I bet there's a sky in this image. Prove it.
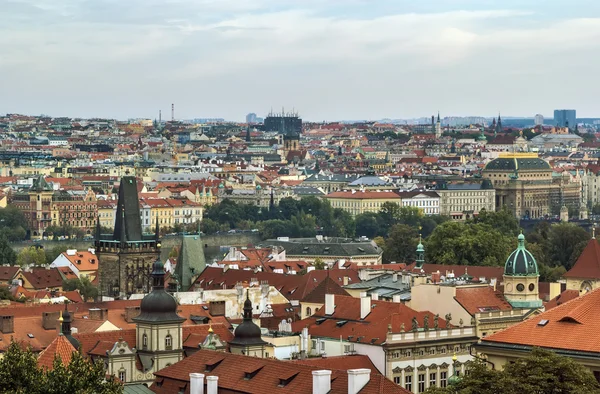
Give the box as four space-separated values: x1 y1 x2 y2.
1 0 600 121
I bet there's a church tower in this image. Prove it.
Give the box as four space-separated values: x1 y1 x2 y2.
415 235 425 269
133 259 186 372
229 290 267 357
503 234 542 308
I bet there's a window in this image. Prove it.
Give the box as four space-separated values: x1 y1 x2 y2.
440 371 447 388
165 334 173 350
393 376 401 385
142 333 148 350
306 307 312 316
320 341 325 351
418 373 425 393
404 375 412 391
118 370 126 383
344 344 351 353
429 372 436 387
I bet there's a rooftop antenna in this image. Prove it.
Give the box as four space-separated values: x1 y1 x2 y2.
171 103 175 121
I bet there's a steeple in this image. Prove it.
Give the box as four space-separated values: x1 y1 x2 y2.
437 111 441 123
416 234 425 269
119 208 127 247
62 303 72 336
496 113 502 135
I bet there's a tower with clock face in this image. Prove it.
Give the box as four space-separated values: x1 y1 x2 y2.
503 233 542 308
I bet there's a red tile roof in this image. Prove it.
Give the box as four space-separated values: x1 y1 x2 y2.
151 349 409 394
326 191 401 200
406 263 504 283
37 335 76 370
563 238 600 279
301 276 350 304
290 354 378 373
481 287 600 354
19 268 63 289
292 295 449 346
193 268 359 301
454 287 512 315
0 266 20 281
544 289 580 311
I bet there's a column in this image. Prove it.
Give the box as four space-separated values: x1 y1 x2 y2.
425 366 430 389
436 366 441 388
401 370 405 388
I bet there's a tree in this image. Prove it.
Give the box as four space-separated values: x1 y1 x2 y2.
547 223 590 269
383 224 419 264
472 207 520 237
0 340 123 394
426 348 600 394
354 212 383 238
63 277 99 302
200 218 220 235
312 258 327 270
16 246 46 267
0 236 16 266
425 222 513 266
0 287 14 301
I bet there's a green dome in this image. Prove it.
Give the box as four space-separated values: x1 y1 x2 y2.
504 233 538 276
218 183 224 189
416 242 424 253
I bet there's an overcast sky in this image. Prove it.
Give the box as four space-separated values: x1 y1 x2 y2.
2 0 599 121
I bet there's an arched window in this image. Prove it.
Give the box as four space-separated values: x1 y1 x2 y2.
306 307 312 316
142 333 148 350
165 334 173 350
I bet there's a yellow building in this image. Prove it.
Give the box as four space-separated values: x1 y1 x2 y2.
97 200 117 229
324 190 401 217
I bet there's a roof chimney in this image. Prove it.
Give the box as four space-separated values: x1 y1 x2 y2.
360 295 371 319
348 369 371 394
312 370 331 394
190 373 205 394
325 294 335 315
207 376 218 394
392 273 398 282
371 293 379 301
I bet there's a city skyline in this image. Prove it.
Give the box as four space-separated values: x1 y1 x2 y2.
2 0 600 120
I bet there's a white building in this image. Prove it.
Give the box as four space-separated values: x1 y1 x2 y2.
534 114 544 126
398 191 440 215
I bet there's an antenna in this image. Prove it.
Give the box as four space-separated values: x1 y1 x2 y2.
159 110 161 123
171 103 175 121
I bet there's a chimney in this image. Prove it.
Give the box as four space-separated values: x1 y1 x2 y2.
348 369 371 394
124 306 141 323
392 273 398 283
392 295 401 303
312 370 331 394
0 315 14 334
209 301 226 316
206 376 218 394
42 311 60 330
371 293 378 301
325 294 335 315
343 276 349 286
360 296 371 319
88 308 108 321
189 373 205 394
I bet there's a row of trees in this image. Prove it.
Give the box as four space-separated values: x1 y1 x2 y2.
0 340 122 394
0 242 76 267
0 206 28 241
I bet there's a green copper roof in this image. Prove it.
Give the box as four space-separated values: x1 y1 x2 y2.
174 234 206 291
504 234 538 276
30 175 52 192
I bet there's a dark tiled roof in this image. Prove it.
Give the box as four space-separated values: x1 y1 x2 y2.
484 157 551 171
262 239 382 258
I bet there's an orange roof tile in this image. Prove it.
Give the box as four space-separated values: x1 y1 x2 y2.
544 289 579 311
481 287 600 354
563 238 600 279
37 335 76 370
454 287 512 315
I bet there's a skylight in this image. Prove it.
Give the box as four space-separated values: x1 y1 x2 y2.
537 319 549 327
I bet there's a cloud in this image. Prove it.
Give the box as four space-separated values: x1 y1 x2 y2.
0 1 599 119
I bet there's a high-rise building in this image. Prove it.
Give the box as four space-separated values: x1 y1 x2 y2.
246 113 258 124
534 114 544 126
553 109 576 128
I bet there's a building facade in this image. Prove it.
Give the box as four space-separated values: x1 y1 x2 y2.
554 109 576 128
324 190 401 217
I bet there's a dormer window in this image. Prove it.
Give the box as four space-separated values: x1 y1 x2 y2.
142 333 148 350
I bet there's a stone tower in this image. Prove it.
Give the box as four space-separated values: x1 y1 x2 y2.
503 233 542 309
96 176 161 298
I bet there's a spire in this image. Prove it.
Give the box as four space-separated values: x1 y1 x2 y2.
243 289 253 320
62 303 72 336
437 111 440 123
151 258 166 290
58 310 63 335
416 234 425 269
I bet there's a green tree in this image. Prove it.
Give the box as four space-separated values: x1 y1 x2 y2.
16 246 46 267
62 277 99 302
547 223 590 269
426 348 600 394
0 340 42 393
383 224 419 263
472 207 520 236
200 218 220 235
0 206 28 241
0 236 16 266
355 212 383 238
312 258 327 270
0 287 14 301
425 222 513 266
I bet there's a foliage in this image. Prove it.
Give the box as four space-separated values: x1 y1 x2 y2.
0 206 28 241
354 212 383 238
62 276 99 302
0 340 123 394
16 246 46 267
471 207 520 237
45 225 86 240
312 258 326 270
426 348 600 394
526 222 591 271
383 224 419 263
0 286 14 301
425 221 514 266
0 236 17 266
